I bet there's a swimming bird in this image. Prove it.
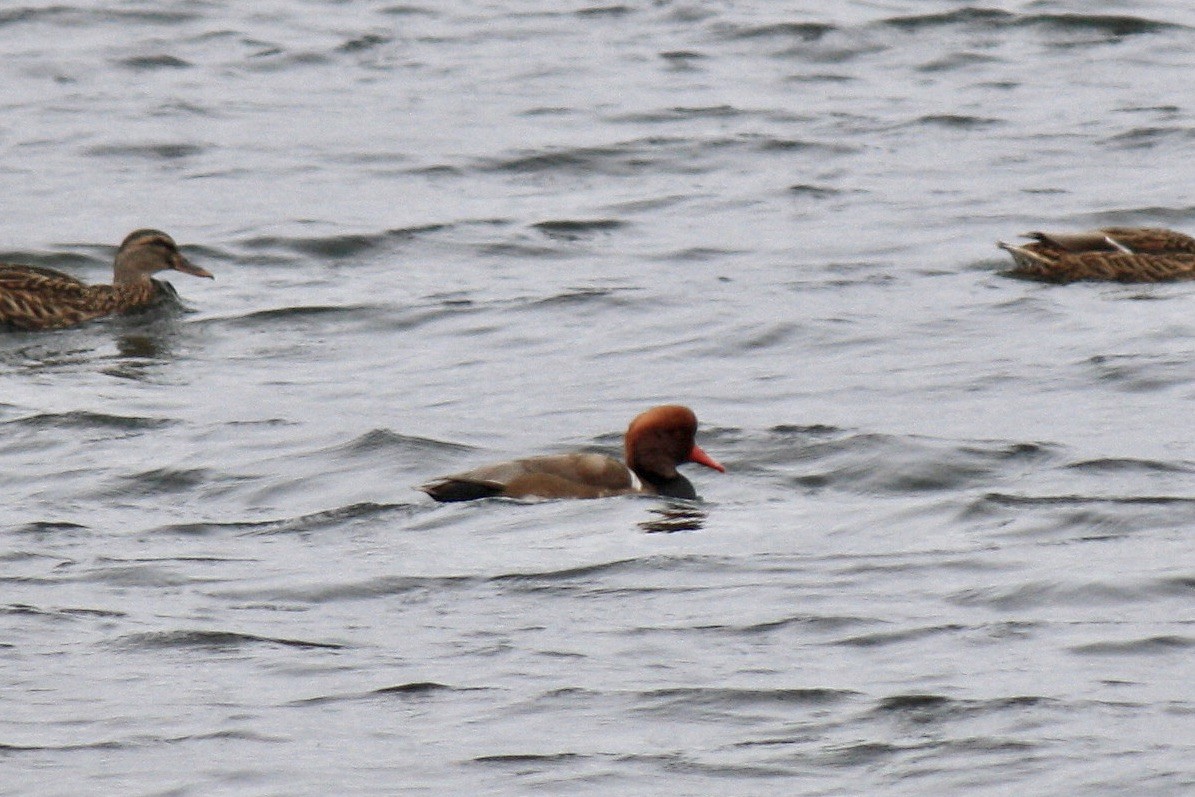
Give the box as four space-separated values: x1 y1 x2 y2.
419 405 725 502
998 227 1195 283
0 229 214 330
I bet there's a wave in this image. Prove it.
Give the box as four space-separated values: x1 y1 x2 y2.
981 493 1195 507
0 602 125 619
638 686 856 708
212 573 478 603
881 9 1182 37
869 692 1053 719
528 287 639 309
1 411 174 431
84 143 205 160
113 629 345 651
117 466 214 495
0 728 285 755
949 579 1152 610
708 8 1184 70
154 501 411 536
531 218 627 240
212 555 734 604
472 752 585 765
10 520 90 534
215 304 382 327
336 33 391 53
716 21 837 42
479 134 850 177
291 681 460 706
117 54 191 71
1107 126 1195 150
739 426 1055 496
834 624 965 648
1071 635 1194 655
238 223 450 259
0 7 201 28
967 492 1195 542
335 429 478 457
1064 457 1195 475
912 114 1002 130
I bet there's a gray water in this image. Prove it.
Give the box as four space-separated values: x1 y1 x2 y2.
2 2 1193 795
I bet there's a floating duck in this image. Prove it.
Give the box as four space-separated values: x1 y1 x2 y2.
420 405 725 502
998 227 1195 283
0 229 214 330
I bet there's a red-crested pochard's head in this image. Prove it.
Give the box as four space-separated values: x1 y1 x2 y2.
624 405 725 485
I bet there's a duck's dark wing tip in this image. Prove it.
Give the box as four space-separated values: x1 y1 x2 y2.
418 478 505 503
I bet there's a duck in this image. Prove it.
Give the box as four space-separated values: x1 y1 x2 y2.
998 227 1195 283
0 229 214 330
419 404 725 502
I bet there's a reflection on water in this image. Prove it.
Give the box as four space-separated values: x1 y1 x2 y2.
115 332 166 360
105 312 189 380
639 502 708 533
0 302 188 379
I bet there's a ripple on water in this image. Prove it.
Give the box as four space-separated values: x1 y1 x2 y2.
1070 636 1195 656
84 143 206 160
3 2 1194 794
736 425 1055 496
970 493 1195 541
879 8 1182 38
117 54 192 71
151 501 413 537
290 681 462 706
636 686 857 711
237 224 450 259
530 218 627 240
212 572 479 604
2 411 175 432
112 629 345 651
477 134 829 177
948 579 1151 611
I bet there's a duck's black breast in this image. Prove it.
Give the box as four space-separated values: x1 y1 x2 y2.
649 473 698 500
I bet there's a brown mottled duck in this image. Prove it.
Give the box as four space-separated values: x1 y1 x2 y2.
0 229 213 331
998 227 1195 283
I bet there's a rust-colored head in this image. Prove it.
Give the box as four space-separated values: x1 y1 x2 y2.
113 229 214 285
624 405 725 488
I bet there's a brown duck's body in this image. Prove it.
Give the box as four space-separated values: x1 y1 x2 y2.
0 268 167 330
0 229 213 331
419 405 725 502
423 452 646 501
998 227 1195 283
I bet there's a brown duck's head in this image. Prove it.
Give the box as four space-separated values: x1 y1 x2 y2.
624 405 725 488
113 229 214 285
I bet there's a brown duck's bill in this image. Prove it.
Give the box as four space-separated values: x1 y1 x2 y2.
173 256 215 279
689 444 725 472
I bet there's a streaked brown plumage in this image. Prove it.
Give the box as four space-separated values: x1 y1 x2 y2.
419 405 725 502
998 227 1195 283
0 229 214 331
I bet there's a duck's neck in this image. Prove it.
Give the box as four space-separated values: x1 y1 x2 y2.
112 269 155 287
636 469 697 500
90 279 162 312
112 245 164 285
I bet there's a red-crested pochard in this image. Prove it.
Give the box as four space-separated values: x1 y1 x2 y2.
419 405 725 502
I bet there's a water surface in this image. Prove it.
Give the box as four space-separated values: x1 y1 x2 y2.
1 2 1193 795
